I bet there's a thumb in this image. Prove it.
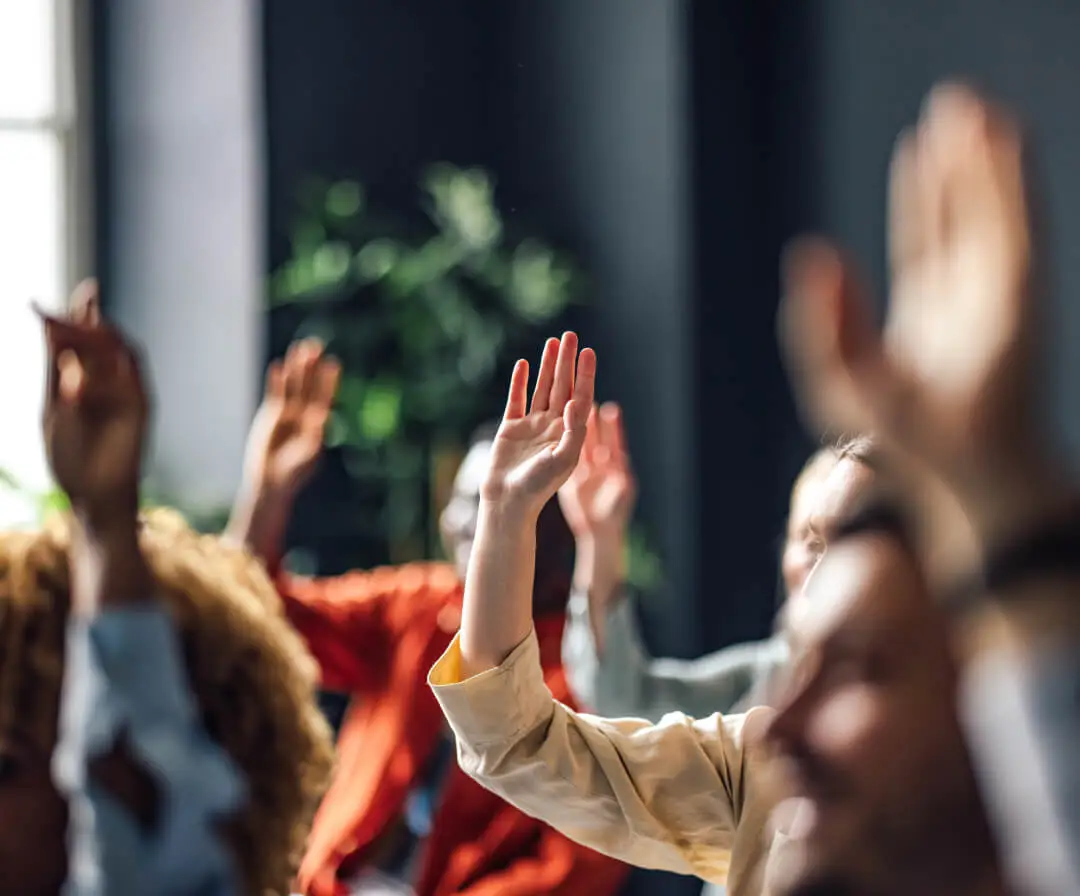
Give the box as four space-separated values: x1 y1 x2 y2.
552 398 589 465
779 238 889 439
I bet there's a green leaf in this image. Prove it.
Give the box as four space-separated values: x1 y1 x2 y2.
292 221 327 256
326 181 364 218
507 241 575 322
0 467 20 491
355 240 399 282
40 488 71 520
359 383 402 442
625 526 664 592
311 242 352 287
324 410 350 448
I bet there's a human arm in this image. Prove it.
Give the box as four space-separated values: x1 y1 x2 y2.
555 401 785 718
223 340 402 693
41 289 243 895
224 338 340 572
563 586 787 719
433 334 769 885
432 629 758 884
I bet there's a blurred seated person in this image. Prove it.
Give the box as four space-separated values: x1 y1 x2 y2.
226 342 629 896
428 332 1005 896
2 289 332 895
779 84 1080 895
561 408 871 720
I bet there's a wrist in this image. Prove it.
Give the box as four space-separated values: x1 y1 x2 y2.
69 514 153 616
952 452 1076 555
477 492 544 529
572 530 626 594
226 481 295 561
73 491 140 545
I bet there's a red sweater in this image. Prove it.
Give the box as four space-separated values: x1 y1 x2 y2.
279 562 629 896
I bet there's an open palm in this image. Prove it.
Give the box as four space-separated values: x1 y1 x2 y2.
782 85 1036 487
245 339 341 495
40 283 149 512
559 402 636 538
484 332 596 514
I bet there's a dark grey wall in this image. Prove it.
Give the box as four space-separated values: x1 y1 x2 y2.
496 0 697 656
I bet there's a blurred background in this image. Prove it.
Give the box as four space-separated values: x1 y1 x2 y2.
4 2 1080 893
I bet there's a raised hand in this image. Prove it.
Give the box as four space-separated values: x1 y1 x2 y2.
559 403 637 540
242 339 341 498
457 332 596 674
39 281 149 524
780 84 1058 546
483 332 596 515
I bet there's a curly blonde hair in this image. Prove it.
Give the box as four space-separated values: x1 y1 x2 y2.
0 508 334 895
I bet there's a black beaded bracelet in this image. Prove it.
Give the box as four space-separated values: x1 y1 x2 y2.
943 502 1080 615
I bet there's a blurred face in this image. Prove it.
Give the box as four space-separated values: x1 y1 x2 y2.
764 534 997 896
439 440 491 580
781 453 873 599
440 440 573 607
0 724 68 895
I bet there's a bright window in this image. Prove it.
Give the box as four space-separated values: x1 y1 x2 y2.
0 0 77 525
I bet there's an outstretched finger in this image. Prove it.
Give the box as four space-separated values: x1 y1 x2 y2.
570 345 595 414
888 131 922 277
529 338 560 412
69 279 101 326
598 402 628 466
504 359 530 420
549 332 579 411
264 360 285 400
314 357 342 410
581 404 600 464
282 343 305 401
779 238 881 438
297 338 324 402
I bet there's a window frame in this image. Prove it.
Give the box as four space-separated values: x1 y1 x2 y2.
0 0 91 522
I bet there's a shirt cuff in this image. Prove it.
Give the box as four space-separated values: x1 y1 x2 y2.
429 628 554 748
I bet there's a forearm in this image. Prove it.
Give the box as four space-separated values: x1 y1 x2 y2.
69 510 154 617
224 484 292 569
459 501 538 677
572 532 624 654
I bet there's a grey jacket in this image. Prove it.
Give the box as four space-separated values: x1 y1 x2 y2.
961 643 1080 896
561 590 789 722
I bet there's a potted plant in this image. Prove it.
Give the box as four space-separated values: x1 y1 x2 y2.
271 164 582 563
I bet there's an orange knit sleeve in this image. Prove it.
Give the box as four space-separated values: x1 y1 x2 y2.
452 822 628 896
277 563 459 694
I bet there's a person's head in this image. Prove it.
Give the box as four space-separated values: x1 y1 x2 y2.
780 436 877 599
0 509 334 895
439 422 574 614
764 503 999 896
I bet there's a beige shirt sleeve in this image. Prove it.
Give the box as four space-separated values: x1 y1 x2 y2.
429 627 773 886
